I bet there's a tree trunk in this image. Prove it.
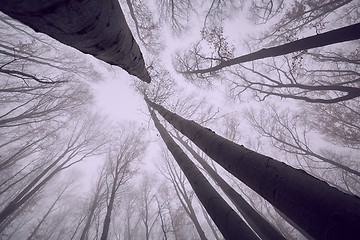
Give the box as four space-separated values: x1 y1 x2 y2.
0 150 68 226
165 158 208 240
27 192 62 240
173 132 286 240
0 0 151 83
100 173 118 240
146 102 258 240
80 196 101 240
179 23 360 75
146 97 360 240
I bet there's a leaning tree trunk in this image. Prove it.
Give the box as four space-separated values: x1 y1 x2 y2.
145 97 360 240
146 103 258 240
0 0 151 83
172 132 286 240
179 23 360 75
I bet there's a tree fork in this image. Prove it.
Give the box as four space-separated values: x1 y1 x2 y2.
146 102 259 240
0 0 151 83
146 97 360 240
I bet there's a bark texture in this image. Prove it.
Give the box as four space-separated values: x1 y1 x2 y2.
146 98 360 240
0 0 151 83
146 102 258 240
173 133 286 240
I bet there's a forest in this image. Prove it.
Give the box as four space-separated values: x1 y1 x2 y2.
0 0 359 239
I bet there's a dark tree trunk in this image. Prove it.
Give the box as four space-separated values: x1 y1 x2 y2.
179 23 360 75
146 102 258 240
0 0 151 83
173 132 286 240
146 97 360 240
100 173 118 240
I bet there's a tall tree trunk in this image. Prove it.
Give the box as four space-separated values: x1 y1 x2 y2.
80 175 104 240
0 150 68 226
165 157 208 240
27 190 63 240
146 103 258 240
179 23 360 75
100 173 118 240
172 132 286 240
199 204 221 240
0 0 151 83
146 97 360 240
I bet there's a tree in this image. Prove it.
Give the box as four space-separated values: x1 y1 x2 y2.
138 174 161 240
157 0 194 34
0 114 109 230
250 0 357 43
159 151 208 240
79 169 107 240
176 23 360 77
27 177 76 240
306 99 360 150
146 100 259 240
0 0 151 82
171 131 286 240
100 127 146 240
245 104 360 179
146 97 360 240
123 0 163 54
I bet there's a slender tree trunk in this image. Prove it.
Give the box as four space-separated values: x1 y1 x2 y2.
0 154 64 226
0 0 151 83
173 132 286 240
27 193 61 240
80 174 104 240
146 97 360 240
80 198 101 240
166 162 207 240
179 23 360 75
179 192 207 240
146 103 258 240
100 173 118 240
199 204 221 240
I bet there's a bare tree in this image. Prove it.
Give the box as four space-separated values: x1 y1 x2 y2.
100 127 146 240
171 131 286 240
123 0 163 54
246 104 360 177
27 177 77 240
146 96 360 240
79 169 107 240
202 0 243 29
157 0 194 34
0 114 109 230
146 99 259 240
159 151 208 240
251 0 358 44
0 0 150 82
138 174 161 240
306 99 360 149
176 23 360 78
245 103 360 195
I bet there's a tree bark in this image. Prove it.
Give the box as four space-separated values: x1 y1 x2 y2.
146 97 360 240
146 102 258 240
0 0 151 83
179 23 360 75
173 132 286 240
